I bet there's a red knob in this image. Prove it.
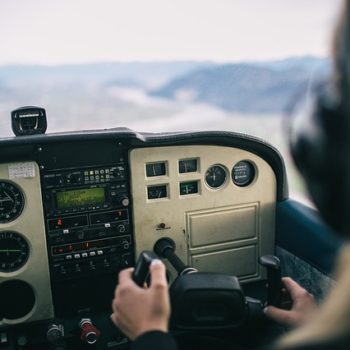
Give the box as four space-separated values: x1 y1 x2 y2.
79 318 100 345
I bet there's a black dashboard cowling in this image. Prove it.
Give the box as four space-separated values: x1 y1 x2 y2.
170 272 248 330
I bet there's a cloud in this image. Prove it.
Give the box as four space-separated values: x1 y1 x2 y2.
0 0 342 64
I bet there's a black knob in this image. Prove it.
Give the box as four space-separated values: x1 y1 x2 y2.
154 238 197 275
47 324 64 344
132 251 159 287
258 255 283 307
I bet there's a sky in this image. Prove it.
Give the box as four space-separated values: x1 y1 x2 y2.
0 0 343 65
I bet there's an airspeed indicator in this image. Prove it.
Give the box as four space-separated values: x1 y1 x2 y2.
0 181 25 223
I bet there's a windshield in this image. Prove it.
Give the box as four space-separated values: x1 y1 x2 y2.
0 0 342 201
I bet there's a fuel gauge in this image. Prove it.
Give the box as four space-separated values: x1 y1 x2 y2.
146 162 166 177
147 185 168 200
179 159 198 173
179 181 199 196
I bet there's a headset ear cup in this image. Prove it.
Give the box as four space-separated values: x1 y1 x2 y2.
289 82 348 233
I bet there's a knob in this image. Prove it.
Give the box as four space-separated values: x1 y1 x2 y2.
258 255 283 307
66 173 81 184
16 334 28 347
79 318 100 345
154 238 196 275
117 193 129 207
122 240 130 250
47 323 64 344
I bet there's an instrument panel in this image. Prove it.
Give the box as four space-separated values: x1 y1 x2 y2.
130 145 276 282
0 129 285 349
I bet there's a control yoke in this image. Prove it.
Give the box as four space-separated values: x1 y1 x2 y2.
132 238 283 330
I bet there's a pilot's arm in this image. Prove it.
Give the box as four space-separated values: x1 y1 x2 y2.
111 260 177 350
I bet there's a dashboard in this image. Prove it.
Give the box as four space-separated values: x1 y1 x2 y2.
0 128 287 349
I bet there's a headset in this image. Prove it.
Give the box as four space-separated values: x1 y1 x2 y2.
288 71 350 235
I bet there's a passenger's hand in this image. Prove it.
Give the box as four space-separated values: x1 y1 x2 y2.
264 277 316 327
111 260 170 341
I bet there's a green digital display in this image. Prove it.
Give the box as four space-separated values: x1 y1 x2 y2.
56 187 105 209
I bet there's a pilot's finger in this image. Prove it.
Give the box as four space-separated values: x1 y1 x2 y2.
264 306 295 325
282 277 308 299
149 259 168 293
118 268 135 287
110 312 117 326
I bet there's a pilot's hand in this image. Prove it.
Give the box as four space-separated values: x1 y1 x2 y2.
264 277 316 327
111 259 170 341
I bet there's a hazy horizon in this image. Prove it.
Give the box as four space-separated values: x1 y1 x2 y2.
0 55 327 68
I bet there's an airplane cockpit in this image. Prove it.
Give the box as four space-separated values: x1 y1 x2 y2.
0 106 343 349
0 1 345 348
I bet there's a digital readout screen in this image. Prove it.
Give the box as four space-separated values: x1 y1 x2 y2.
56 187 105 209
48 215 88 230
51 237 128 255
90 210 128 225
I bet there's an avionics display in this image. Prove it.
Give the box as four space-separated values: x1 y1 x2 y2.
56 187 105 209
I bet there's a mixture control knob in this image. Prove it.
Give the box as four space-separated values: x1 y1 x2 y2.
79 318 100 345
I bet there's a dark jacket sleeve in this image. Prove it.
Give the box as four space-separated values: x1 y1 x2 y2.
131 331 178 350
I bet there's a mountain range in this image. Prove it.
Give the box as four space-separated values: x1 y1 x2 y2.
0 57 329 116
151 57 330 113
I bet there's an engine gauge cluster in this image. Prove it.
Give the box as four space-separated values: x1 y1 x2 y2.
0 181 25 223
143 156 256 200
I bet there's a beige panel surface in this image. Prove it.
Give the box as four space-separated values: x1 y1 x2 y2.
188 204 257 247
191 245 257 278
130 145 277 283
0 162 54 326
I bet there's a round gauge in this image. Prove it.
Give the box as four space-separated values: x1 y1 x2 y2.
232 161 255 187
0 231 29 272
0 181 25 223
205 165 227 189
